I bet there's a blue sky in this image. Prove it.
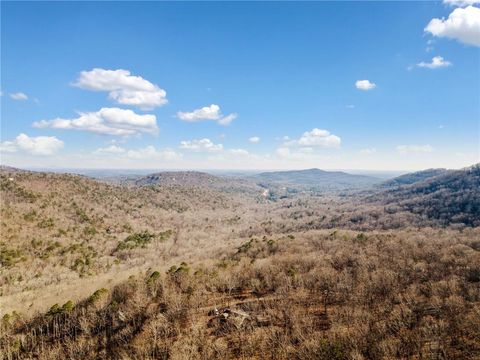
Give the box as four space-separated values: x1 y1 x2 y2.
1 1 479 171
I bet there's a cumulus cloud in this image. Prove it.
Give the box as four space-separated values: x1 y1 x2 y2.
33 107 158 137
425 6 480 47
177 104 237 126
417 56 452 69
443 0 480 7
396 144 434 154
179 138 223 152
355 80 376 90
74 68 167 110
10 92 28 101
249 136 260 144
289 128 341 148
0 133 64 156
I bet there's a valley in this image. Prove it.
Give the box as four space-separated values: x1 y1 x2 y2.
0 165 479 359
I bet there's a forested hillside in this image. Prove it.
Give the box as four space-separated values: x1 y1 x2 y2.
377 164 480 227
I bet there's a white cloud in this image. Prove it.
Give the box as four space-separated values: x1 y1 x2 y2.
176 104 237 126
33 107 158 137
360 148 377 155
0 133 64 156
179 138 223 152
355 80 376 91
443 0 480 7
417 56 453 69
94 145 126 154
396 144 434 154
74 68 167 110
10 92 28 101
293 128 341 148
93 145 180 160
217 113 238 126
425 6 480 47
228 148 250 156
249 136 260 144
125 146 181 160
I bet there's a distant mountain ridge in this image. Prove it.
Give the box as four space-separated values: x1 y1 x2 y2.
377 164 480 226
135 171 222 187
381 168 451 188
253 168 382 190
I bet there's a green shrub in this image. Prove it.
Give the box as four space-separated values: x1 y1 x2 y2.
0 247 26 267
115 230 170 251
61 300 75 312
167 262 190 276
47 301 75 315
47 304 61 315
88 288 108 304
148 271 161 283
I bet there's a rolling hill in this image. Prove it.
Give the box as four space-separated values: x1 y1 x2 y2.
380 168 451 188
376 164 480 226
1 165 479 359
253 168 382 191
133 171 260 195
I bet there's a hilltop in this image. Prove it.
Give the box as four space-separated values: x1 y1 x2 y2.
133 171 262 196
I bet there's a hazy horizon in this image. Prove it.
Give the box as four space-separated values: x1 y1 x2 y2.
5 162 472 180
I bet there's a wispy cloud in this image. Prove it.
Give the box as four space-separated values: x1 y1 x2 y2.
10 92 28 101
443 0 480 7
417 56 452 69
